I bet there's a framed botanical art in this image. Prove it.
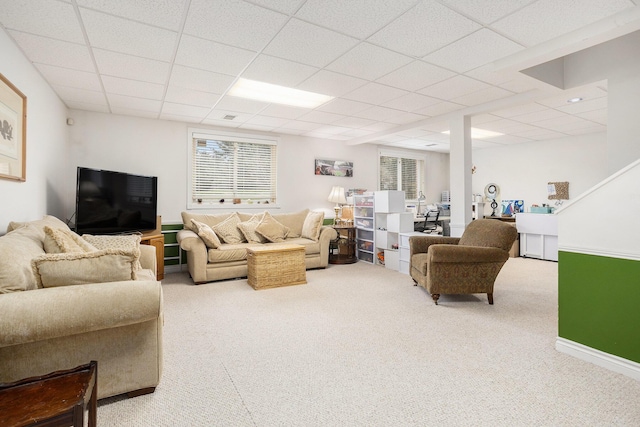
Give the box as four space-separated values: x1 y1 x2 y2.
0 73 27 182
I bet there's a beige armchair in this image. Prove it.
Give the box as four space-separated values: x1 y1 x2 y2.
409 219 517 305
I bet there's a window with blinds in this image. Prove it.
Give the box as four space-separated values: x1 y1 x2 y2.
189 130 277 207
379 154 422 200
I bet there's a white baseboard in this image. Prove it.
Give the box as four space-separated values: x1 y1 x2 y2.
556 337 640 381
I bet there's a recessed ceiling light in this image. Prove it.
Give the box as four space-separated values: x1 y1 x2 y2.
228 78 333 108
442 128 504 139
567 97 583 103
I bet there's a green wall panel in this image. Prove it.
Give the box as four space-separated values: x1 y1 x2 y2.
558 251 640 363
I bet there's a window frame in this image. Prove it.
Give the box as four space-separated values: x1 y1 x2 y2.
187 128 279 210
378 148 424 202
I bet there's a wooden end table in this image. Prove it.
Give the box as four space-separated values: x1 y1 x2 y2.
0 361 98 427
329 226 357 264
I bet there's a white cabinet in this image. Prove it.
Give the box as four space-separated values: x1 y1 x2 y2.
399 231 424 275
516 213 558 261
374 191 412 271
354 194 375 263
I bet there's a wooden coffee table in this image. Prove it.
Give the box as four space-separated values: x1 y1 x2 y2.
0 361 97 427
246 244 306 290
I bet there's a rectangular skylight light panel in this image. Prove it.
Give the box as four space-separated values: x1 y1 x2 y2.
228 78 333 109
442 127 504 139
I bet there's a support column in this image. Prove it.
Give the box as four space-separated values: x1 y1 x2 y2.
449 115 472 237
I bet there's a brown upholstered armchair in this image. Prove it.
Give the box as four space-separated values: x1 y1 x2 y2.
409 219 517 305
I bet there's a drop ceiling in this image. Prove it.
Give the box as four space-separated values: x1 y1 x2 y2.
1 0 638 152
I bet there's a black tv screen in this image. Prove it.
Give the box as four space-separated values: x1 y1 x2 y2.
75 167 158 235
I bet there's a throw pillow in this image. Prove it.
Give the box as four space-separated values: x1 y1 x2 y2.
237 213 268 244
301 211 325 241
212 212 245 244
43 226 97 254
191 219 222 248
82 234 142 270
255 212 290 243
272 209 309 238
0 225 45 293
31 249 137 288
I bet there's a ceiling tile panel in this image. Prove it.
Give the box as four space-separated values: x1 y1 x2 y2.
184 0 288 51
215 96 269 114
66 101 110 113
413 101 465 117
175 35 256 76
35 64 101 92
277 120 322 131
326 43 413 81
107 94 162 112
9 31 95 72
93 49 171 84
165 86 222 107
259 104 308 120
556 97 608 114
1 0 85 43
244 115 291 127
161 102 210 118
263 19 359 68
79 9 178 61
296 70 368 97
168 65 235 93
77 0 187 31
297 110 346 124
537 85 608 108
316 98 373 116
450 86 513 106
205 110 254 123
491 0 633 46
492 102 548 118
249 0 306 14
295 0 417 39
510 108 568 124
576 109 607 125
564 124 607 135
376 60 456 92
332 116 377 129
440 0 534 25
343 82 408 105
382 93 440 112
110 107 158 119
418 75 490 100
102 76 165 100
386 112 428 125
423 29 524 73
368 0 481 57
241 55 319 87
52 85 106 105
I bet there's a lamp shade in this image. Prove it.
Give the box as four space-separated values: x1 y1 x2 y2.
327 186 347 204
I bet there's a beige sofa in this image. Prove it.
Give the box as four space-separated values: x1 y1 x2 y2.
0 216 163 399
178 209 337 284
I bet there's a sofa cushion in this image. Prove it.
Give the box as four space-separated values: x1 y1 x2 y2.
0 225 46 293
191 219 222 248
207 243 255 263
31 249 138 288
44 226 97 253
237 213 268 244
6 215 70 251
271 209 308 238
181 211 233 232
301 211 324 241
212 212 246 244
281 238 320 255
82 234 142 270
256 212 290 243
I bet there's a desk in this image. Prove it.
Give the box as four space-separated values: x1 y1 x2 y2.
0 361 97 427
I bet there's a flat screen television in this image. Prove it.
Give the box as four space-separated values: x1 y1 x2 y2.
75 167 158 235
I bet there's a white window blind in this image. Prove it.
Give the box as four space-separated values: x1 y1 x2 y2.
379 154 421 200
190 130 277 206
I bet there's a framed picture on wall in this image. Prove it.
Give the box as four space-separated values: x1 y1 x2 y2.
314 159 353 177
0 73 27 182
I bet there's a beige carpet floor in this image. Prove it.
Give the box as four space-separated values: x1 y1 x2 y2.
98 258 640 426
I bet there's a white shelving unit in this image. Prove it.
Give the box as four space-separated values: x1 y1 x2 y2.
374 191 412 271
399 231 424 275
354 194 375 263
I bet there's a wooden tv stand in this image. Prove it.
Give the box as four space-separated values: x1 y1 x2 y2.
141 216 164 280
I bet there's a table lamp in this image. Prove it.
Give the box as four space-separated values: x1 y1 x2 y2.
327 186 347 225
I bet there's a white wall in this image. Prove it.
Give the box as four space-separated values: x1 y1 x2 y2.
472 132 608 216
67 110 383 224
67 110 450 225
0 28 69 232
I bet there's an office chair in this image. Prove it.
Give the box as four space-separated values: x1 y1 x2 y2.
415 209 439 233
